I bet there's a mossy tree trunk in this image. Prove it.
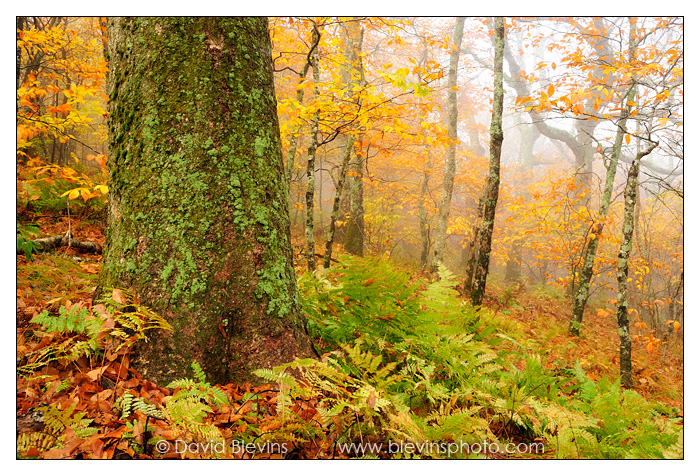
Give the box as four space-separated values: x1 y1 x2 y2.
469 17 505 306
568 92 630 335
99 17 316 386
431 17 465 274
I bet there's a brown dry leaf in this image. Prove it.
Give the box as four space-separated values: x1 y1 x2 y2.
93 303 111 320
93 411 117 426
112 289 127 305
90 388 114 403
367 391 376 409
87 365 108 381
92 437 106 459
115 359 130 379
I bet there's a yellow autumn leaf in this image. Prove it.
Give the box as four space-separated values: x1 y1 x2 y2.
66 189 80 201
547 83 555 97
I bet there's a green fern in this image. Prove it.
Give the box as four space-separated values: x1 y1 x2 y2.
47 403 99 439
20 291 173 376
294 255 682 459
163 361 229 451
31 304 97 336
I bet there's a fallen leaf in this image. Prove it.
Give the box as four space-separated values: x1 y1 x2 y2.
112 289 127 305
87 365 108 381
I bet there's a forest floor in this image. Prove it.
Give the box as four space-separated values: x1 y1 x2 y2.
16 211 683 459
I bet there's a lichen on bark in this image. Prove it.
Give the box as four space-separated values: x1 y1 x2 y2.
98 17 316 385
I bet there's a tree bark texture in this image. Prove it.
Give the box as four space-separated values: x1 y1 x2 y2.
418 168 431 272
463 196 484 295
342 22 367 258
304 23 322 274
569 25 639 336
324 20 364 268
284 59 310 190
99 17 316 385
344 141 365 257
616 141 656 387
569 91 632 335
323 136 352 268
431 17 465 274
470 17 505 306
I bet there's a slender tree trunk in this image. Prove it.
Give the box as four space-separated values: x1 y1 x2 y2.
343 22 367 258
98 17 316 385
470 17 505 306
324 19 364 268
504 242 522 283
305 23 321 274
323 135 353 268
416 38 433 273
285 60 311 189
569 122 629 334
463 197 484 295
431 17 465 274
505 117 538 283
616 141 657 387
418 168 431 271
569 27 640 336
344 138 365 256
17 17 24 91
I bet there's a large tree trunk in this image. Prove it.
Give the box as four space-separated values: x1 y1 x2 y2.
431 17 465 274
98 17 316 385
470 17 505 306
